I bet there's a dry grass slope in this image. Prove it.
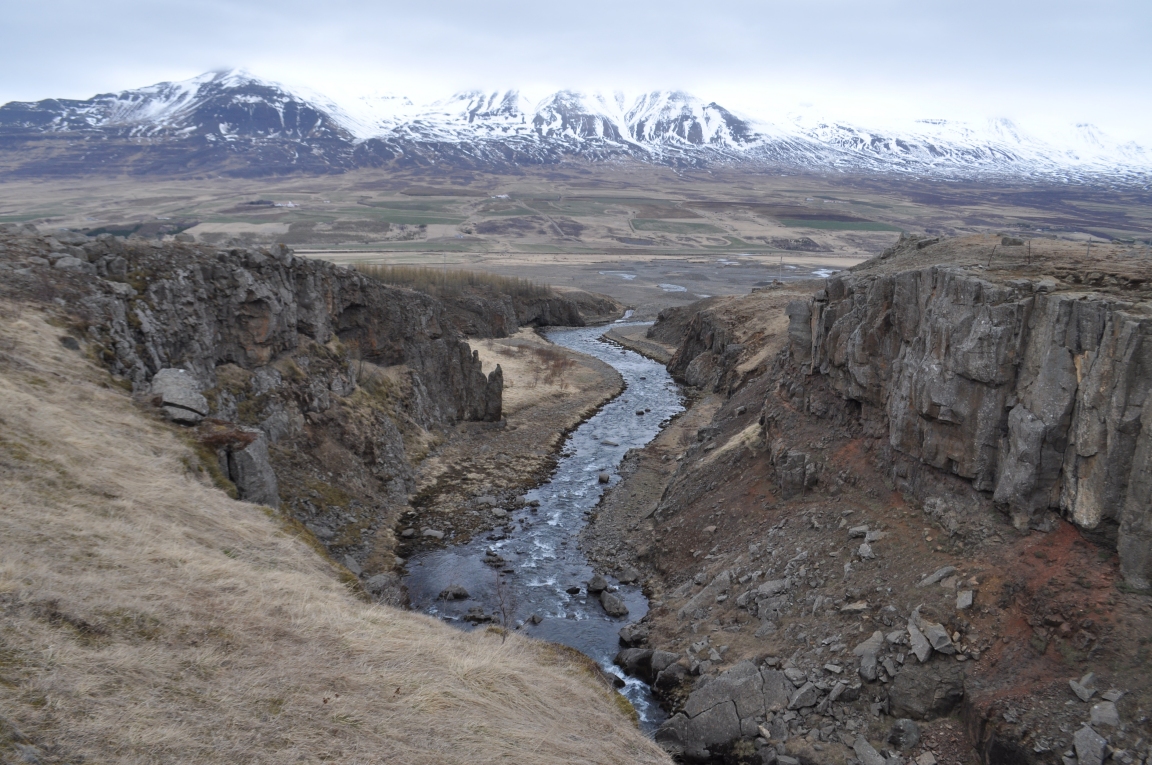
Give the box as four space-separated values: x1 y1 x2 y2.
0 304 671 765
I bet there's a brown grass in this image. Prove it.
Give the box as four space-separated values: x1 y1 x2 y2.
0 304 671 765
356 264 552 299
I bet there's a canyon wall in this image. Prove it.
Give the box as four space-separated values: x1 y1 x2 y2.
788 266 1152 588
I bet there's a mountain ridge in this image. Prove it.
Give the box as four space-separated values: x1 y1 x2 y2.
1 69 1148 183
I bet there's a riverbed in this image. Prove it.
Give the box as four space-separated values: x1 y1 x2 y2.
402 323 684 730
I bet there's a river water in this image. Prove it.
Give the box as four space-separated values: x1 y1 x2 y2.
402 323 684 731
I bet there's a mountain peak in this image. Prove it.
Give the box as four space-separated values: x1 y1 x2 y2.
0 71 1147 182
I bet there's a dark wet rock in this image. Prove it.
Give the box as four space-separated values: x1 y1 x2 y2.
438 585 469 601
587 573 609 593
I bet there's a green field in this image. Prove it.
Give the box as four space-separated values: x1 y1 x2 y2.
631 219 725 235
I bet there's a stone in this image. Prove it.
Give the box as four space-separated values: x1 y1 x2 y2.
916 753 937 765
758 578 790 596
865 530 888 542
52 255 87 270
400 528 416 538
342 555 362 576
598 471 610 483
917 566 957 588
921 622 956 654
615 648 655 680
889 661 965 720
1102 689 1124 702
438 585 469 600
587 573 609 593
655 713 692 756
619 622 650 647
687 701 742 748
600 591 628 617
854 631 885 657
601 439 619 446
841 600 869 613
490 508 507 518
860 653 879 682
908 622 932 663
365 574 392 594
1074 726 1108 765
956 590 974 610
228 432 279 508
150 368 209 424
1090 701 1120 728
854 735 887 765
888 719 921 751
1070 679 1096 702
784 668 808 686
421 528 444 539
849 525 870 538
859 542 876 559
618 566 641 584
787 681 821 709
58 336 80 351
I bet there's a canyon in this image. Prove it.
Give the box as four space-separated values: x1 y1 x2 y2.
1 222 1150 765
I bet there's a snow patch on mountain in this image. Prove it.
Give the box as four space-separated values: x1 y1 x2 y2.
1 69 1148 184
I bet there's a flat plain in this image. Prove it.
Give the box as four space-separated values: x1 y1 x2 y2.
2 163 1149 315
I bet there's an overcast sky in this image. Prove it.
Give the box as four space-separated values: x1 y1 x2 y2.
2 0 1149 141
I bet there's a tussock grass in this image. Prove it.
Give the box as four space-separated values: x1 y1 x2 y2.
0 305 670 765
356 264 552 299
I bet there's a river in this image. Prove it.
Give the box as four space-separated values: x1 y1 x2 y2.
402 323 684 731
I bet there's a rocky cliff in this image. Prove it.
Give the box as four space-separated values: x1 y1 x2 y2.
788 251 1152 588
580 235 1152 765
0 224 511 600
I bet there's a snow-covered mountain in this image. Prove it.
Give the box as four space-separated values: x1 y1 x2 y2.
0 69 1147 183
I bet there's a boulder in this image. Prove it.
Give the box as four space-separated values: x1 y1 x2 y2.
1074 726 1108 765
227 431 279 508
438 585 469 601
600 591 628 617
587 573 609 593
150 368 209 424
619 622 650 647
889 661 965 720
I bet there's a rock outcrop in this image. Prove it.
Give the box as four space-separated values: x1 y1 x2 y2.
0 226 511 600
788 267 1152 588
